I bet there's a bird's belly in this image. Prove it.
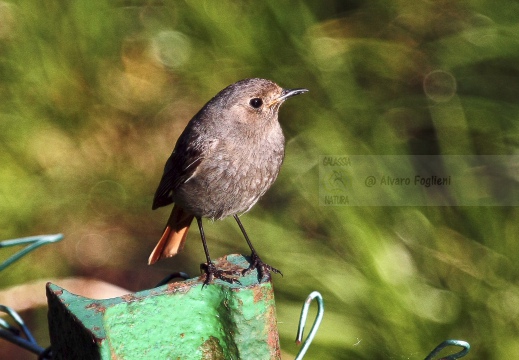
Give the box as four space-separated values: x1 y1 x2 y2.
174 149 283 219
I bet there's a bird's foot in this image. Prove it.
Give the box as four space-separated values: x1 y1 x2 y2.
200 261 240 286
243 252 282 282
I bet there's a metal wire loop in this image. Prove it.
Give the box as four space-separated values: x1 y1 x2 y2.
295 291 324 360
0 234 64 272
424 339 471 360
0 305 51 358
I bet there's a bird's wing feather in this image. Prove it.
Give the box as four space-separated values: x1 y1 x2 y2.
152 141 203 209
152 115 222 210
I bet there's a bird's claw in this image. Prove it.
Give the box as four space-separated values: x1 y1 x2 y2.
243 252 282 281
201 262 240 286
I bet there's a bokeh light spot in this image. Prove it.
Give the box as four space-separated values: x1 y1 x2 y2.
151 30 192 68
75 233 112 268
423 70 457 103
407 284 460 323
374 243 416 285
463 14 497 46
310 37 347 71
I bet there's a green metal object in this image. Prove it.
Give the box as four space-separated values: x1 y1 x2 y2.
47 254 281 360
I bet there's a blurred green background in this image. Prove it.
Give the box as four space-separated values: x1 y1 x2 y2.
1 0 519 359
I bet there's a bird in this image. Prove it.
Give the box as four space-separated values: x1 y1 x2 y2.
148 78 308 284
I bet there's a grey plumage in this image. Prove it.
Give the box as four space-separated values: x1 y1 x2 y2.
149 78 308 283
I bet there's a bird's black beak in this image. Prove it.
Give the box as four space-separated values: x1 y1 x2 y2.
279 88 309 101
269 88 308 106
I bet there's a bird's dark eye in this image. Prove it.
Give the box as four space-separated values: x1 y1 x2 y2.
249 98 263 108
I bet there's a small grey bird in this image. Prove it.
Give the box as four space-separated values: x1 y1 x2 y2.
149 78 308 284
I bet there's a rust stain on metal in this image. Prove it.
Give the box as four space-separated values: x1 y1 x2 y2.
254 284 275 304
253 286 263 303
214 255 243 282
260 283 281 357
200 336 225 360
85 302 107 313
266 298 281 358
121 294 138 302
166 280 191 293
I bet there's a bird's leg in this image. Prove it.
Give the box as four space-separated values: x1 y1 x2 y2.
233 214 282 281
197 217 238 286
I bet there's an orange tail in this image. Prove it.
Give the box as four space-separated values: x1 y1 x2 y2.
148 205 194 265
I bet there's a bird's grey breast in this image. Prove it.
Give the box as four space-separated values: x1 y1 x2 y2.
175 120 284 219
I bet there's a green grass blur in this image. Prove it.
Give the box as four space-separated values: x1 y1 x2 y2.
1 0 519 359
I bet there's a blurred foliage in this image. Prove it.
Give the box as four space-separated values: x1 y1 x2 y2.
1 0 519 359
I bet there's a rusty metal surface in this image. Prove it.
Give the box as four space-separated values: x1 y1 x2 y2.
47 254 281 359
